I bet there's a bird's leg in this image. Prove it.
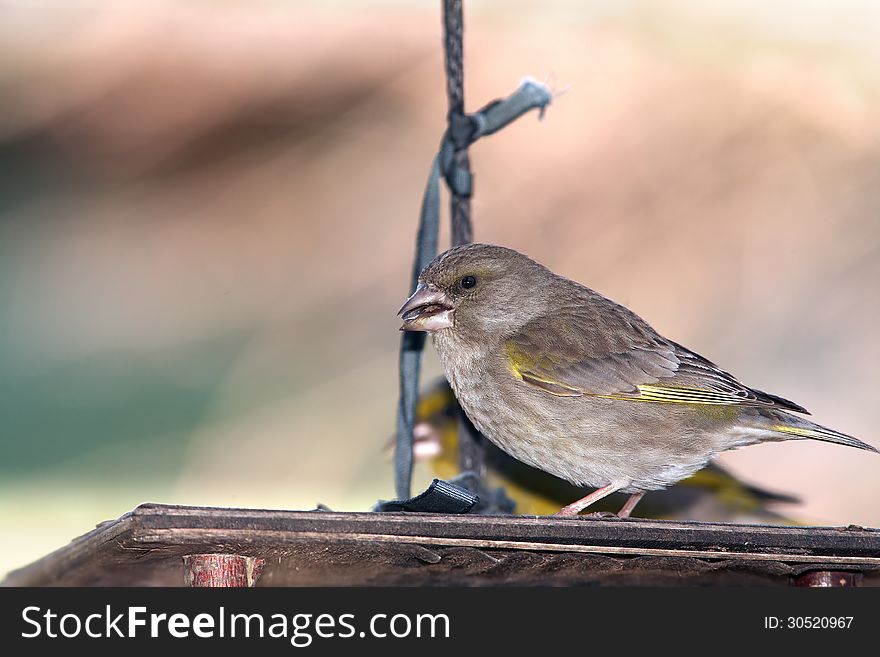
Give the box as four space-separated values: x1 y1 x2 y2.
555 483 621 516
617 492 645 518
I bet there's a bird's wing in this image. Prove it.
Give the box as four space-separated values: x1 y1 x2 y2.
504 296 678 397
505 299 808 413
667 341 808 413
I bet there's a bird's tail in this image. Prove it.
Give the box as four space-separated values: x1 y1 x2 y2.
765 413 877 453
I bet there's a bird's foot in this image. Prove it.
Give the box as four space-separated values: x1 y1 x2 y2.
554 483 621 516
554 491 645 519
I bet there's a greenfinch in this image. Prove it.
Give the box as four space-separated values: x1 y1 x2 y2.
399 244 876 517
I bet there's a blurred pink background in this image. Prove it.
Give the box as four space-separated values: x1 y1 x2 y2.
1 0 879 576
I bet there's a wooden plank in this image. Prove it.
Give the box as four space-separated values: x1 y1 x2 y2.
4 503 880 587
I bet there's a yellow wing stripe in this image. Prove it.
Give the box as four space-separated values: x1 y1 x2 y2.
771 425 824 439
597 385 746 405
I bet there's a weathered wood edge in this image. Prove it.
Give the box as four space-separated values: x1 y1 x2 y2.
5 503 880 586
128 503 880 557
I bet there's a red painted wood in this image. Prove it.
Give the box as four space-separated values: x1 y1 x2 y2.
792 570 862 587
183 554 265 587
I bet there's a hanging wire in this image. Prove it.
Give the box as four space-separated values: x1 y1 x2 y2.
388 0 555 508
443 0 473 247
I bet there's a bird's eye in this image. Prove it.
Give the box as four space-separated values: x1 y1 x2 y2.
460 275 477 289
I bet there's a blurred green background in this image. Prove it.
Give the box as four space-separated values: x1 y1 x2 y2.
2 0 880 578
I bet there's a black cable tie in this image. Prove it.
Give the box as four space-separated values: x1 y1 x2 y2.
374 479 479 514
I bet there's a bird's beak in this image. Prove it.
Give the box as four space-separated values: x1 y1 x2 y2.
398 283 454 332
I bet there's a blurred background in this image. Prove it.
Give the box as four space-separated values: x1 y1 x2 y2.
2 0 880 578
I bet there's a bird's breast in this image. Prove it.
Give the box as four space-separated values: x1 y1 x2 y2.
431 331 552 465
431 332 500 420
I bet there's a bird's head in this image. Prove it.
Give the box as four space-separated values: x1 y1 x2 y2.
398 243 551 337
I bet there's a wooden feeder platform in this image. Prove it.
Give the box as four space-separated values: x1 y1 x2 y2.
4 503 880 587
